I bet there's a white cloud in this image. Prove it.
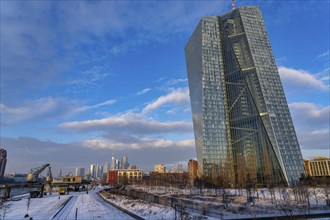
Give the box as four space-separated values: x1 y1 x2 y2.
142 88 190 113
82 137 194 150
289 102 330 129
297 129 330 151
78 100 116 112
136 88 151 96
1 1 229 101
316 50 329 60
165 78 188 86
59 113 192 134
0 98 116 125
278 66 329 91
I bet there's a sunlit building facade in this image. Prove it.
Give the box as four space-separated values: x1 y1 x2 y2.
188 159 198 184
185 6 305 186
154 164 166 173
304 157 330 177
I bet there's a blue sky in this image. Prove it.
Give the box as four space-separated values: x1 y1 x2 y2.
1 0 329 175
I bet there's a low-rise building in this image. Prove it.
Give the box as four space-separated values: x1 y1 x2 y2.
108 169 143 185
304 157 330 177
108 170 118 185
154 164 166 173
146 171 189 186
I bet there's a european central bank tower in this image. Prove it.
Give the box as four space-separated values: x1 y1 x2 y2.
185 6 305 186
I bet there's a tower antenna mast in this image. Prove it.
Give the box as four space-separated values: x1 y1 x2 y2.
232 0 235 10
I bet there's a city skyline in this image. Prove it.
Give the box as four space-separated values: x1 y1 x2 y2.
1 1 329 175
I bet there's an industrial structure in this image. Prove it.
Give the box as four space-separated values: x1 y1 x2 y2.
185 6 305 186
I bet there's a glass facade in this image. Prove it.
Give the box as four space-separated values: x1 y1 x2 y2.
185 6 305 186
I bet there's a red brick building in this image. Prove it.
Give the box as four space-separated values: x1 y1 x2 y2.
108 170 118 185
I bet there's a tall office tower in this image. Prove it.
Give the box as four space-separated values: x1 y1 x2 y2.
97 165 103 178
75 167 85 177
89 164 97 177
103 162 110 174
111 152 116 169
185 6 305 186
0 148 7 177
115 159 120 169
121 155 129 169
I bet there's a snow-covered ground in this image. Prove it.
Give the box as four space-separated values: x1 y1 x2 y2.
0 188 133 220
1 194 71 219
1 185 329 220
99 190 215 220
103 185 330 219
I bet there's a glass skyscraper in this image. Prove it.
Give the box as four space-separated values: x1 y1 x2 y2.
185 6 305 186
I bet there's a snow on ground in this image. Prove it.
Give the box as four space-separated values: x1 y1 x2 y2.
100 191 175 219
100 190 217 220
1 194 71 219
55 189 134 220
0 188 134 220
106 185 330 219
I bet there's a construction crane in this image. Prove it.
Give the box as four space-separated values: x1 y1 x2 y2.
26 163 50 183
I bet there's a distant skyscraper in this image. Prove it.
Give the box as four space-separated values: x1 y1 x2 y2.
121 155 129 169
89 164 97 178
75 167 85 177
177 164 183 172
185 6 305 185
97 165 103 178
0 148 7 177
115 159 120 169
103 162 110 174
111 152 116 169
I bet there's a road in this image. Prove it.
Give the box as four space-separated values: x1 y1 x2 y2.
52 190 134 220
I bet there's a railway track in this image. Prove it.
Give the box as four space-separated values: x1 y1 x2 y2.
51 191 134 220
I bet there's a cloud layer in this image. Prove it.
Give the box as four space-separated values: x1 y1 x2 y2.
0 98 116 125
60 113 192 134
82 136 194 150
2 136 196 174
289 102 330 129
278 66 329 91
143 88 190 113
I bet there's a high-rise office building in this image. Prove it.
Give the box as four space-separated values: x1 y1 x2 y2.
75 167 85 177
97 165 103 178
185 6 305 185
103 162 110 174
89 164 97 178
0 148 7 177
121 155 129 169
111 152 116 170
